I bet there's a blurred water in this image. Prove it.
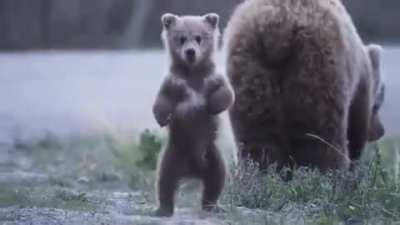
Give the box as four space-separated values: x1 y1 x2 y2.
0 47 398 143
0 50 168 143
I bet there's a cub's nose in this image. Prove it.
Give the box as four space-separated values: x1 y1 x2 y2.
185 49 196 58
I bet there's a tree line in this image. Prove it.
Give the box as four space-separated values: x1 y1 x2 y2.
0 0 398 50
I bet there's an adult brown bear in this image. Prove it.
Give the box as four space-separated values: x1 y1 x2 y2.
224 0 385 171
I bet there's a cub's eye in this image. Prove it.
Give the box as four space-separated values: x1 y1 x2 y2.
180 36 187 45
195 36 202 44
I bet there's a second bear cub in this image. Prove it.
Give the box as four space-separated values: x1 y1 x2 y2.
152 13 234 217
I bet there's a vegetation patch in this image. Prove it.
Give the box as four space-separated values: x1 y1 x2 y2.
4 129 400 224
0 185 94 211
221 141 400 224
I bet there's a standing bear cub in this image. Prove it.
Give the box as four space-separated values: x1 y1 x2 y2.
152 13 234 217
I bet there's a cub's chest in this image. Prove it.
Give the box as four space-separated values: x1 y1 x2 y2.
169 76 208 116
176 83 206 113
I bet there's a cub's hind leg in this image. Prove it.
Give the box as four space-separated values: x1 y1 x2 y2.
154 146 185 217
201 144 226 212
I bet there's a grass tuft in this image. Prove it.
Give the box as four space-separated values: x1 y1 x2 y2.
221 141 400 224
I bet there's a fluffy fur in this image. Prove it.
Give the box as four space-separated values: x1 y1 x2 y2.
153 13 234 217
366 44 385 142
224 0 384 171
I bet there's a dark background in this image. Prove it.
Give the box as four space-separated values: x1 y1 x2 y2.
0 0 398 50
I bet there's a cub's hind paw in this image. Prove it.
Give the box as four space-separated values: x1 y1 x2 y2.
151 207 174 217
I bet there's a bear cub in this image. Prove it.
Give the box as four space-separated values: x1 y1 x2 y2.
152 13 234 217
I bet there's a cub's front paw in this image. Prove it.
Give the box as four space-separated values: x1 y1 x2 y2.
205 76 222 94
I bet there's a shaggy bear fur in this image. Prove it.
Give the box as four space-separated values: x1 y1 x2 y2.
224 0 384 171
366 44 385 143
153 13 234 217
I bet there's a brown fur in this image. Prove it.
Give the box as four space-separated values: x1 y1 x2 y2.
366 44 385 143
224 0 382 171
152 13 234 217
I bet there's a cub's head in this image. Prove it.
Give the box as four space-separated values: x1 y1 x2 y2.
367 44 385 142
161 13 220 66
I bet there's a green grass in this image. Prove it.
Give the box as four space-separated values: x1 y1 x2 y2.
105 129 162 192
103 131 400 224
220 141 400 224
12 129 164 189
0 185 95 211
4 129 400 224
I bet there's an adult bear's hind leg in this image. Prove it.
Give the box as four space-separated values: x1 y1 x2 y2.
348 77 371 162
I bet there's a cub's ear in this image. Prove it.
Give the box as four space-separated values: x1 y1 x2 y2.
367 44 383 69
161 13 178 29
203 13 219 29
